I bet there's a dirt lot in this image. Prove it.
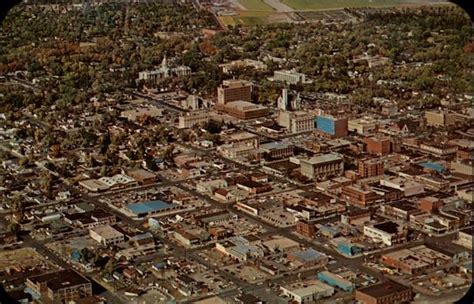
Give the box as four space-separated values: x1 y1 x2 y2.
0 247 55 271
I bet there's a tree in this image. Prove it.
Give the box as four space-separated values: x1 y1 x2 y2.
162 145 175 164
8 222 21 236
104 258 117 274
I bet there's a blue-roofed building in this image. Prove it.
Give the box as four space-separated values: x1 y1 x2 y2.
288 248 329 267
317 271 355 292
215 236 264 262
127 200 179 217
336 241 363 257
315 115 348 138
148 218 161 231
70 249 82 262
421 162 446 173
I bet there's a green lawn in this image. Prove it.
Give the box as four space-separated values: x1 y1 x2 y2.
281 0 412 10
220 10 272 26
238 0 275 11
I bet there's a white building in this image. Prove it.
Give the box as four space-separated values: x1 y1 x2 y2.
215 236 264 262
457 188 473 203
278 111 314 133
89 225 124 246
219 59 267 74
178 113 209 129
280 280 334 303
217 131 259 159
363 221 406 246
455 228 472 250
380 177 424 197
348 117 377 135
277 88 289 111
450 160 474 176
196 179 228 195
272 69 309 85
300 153 344 180
138 57 191 83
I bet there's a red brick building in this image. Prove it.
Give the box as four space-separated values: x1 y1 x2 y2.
217 80 252 104
341 185 381 207
456 147 474 160
365 136 391 155
296 220 316 238
358 158 384 178
355 280 413 304
418 196 443 213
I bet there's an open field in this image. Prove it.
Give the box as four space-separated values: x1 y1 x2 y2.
221 0 447 26
219 0 451 26
221 11 273 26
281 0 426 10
238 0 275 11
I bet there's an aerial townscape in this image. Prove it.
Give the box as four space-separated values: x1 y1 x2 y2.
0 0 472 303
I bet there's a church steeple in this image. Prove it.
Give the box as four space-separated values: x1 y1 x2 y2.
161 56 168 69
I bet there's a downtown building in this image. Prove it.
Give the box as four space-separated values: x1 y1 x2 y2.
300 153 344 180
217 79 252 104
315 115 348 138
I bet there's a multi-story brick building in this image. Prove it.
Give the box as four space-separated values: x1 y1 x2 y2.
26 269 92 303
215 100 269 120
364 136 391 155
418 196 443 213
296 220 316 238
355 280 413 304
358 158 384 178
217 80 252 104
315 115 348 138
381 201 419 221
341 184 381 207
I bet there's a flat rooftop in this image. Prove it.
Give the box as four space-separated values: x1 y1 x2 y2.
27 269 90 291
90 225 123 239
228 131 258 141
373 221 400 234
260 141 292 151
357 280 411 298
127 200 177 215
225 100 268 111
303 153 342 165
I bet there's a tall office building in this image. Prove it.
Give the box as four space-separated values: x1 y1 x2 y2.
315 115 348 138
277 88 289 111
217 80 252 104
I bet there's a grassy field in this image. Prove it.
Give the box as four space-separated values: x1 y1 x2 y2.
281 0 414 10
221 11 273 26
222 0 436 26
238 0 275 11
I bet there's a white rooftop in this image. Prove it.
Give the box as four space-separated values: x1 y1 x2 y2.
304 153 342 165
